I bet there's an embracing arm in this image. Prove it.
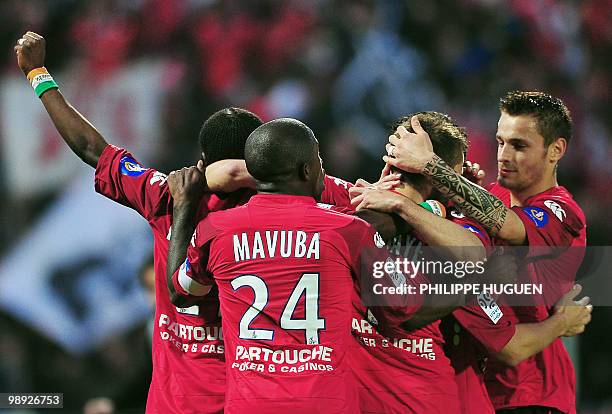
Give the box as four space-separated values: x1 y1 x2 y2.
206 159 256 193
165 165 209 307
15 32 107 168
383 116 526 245
350 186 486 262
166 202 201 307
495 285 592 366
421 155 525 245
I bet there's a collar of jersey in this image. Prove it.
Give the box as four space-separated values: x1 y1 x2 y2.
249 193 317 206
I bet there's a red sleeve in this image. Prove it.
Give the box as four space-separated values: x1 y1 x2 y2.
320 175 355 212
94 144 168 221
171 218 218 298
512 196 585 258
452 301 516 355
449 209 492 249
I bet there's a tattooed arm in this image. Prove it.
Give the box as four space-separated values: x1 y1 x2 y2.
383 116 526 245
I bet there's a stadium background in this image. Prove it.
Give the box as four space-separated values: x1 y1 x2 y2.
0 0 610 412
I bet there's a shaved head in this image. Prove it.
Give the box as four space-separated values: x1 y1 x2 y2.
245 118 325 198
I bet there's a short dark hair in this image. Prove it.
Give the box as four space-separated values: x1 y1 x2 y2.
392 111 468 167
198 107 263 164
499 91 572 147
245 118 317 182
391 111 468 192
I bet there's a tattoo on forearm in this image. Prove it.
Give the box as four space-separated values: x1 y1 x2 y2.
423 155 507 235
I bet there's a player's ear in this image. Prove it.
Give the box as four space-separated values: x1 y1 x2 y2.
299 162 310 182
549 137 567 163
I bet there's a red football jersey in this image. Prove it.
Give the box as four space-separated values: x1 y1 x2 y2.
484 183 587 414
95 144 354 413
350 229 459 414
96 145 253 413
439 211 516 414
173 194 388 413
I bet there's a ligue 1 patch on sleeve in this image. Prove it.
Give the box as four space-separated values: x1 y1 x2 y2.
477 293 503 324
120 156 147 176
463 224 483 236
523 206 548 228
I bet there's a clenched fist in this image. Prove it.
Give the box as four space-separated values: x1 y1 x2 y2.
14 31 46 75
168 160 207 208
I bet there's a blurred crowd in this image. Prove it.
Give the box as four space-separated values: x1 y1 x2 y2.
0 0 611 412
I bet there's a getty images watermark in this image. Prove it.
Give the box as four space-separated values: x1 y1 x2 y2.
359 244 592 308
370 256 542 296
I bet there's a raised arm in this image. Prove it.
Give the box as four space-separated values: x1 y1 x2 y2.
384 116 526 245
15 31 107 168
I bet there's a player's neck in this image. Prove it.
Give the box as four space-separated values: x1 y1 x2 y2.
394 182 425 204
510 174 558 207
256 182 315 198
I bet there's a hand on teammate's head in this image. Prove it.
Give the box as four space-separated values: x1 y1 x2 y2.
383 116 435 174
14 31 46 75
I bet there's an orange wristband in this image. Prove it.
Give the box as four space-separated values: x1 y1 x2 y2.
26 67 48 83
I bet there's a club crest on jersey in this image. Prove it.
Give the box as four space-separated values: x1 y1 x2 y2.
120 156 147 176
373 232 385 248
544 200 566 222
463 224 483 236
523 206 548 228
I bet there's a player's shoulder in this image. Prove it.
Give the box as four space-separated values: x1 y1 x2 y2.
203 203 250 227
324 174 353 190
485 182 511 206
308 202 368 229
526 186 585 225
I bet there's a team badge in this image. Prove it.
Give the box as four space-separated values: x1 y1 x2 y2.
523 206 549 228
120 156 147 176
544 200 566 222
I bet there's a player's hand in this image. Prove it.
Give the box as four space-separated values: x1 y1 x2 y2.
553 284 592 337
352 172 402 192
383 116 435 174
14 31 46 75
168 160 207 208
349 187 404 213
463 160 486 186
